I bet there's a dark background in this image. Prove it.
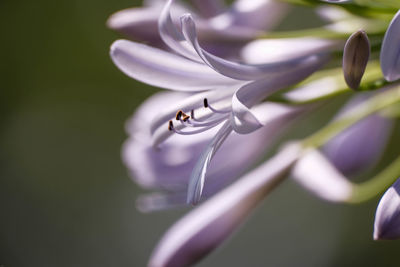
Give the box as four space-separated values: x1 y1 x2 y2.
1 0 400 266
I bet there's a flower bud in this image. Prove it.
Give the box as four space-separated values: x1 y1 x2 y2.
380 10 400 82
343 30 370 90
373 178 400 240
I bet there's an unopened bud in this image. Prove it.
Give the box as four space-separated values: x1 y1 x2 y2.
373 178 400 240
381 10 400 82
343 30 370 90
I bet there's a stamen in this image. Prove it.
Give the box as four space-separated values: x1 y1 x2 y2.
175 110 183 120
182 114 190 121
203 98 209 108
171 126 215 135
203 98 231 114
168 120 174 131
181 115 227 127
190 109 195 119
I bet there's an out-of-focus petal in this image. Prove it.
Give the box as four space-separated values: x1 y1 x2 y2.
374 178 400 240
148 143 302 267
380 10 400 82
181 14 329 81
228 0 287 31
284 76 342 103
192 0 225 17
110 40 239 91
107 7 161 42
323 94 393 176
187 121 232 205
292 149 353 202
241 38 339 64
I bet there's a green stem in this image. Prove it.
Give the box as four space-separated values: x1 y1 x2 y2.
348 155 400 203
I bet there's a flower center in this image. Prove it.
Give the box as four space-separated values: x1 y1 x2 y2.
168 98 231 135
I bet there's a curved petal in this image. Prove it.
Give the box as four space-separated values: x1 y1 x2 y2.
107 7 161 43
231 100 304 134
158 0 201 62
231 55 328 133
180 14 329 81
241 38 339 64
323 94 394 176
374 178 400 240
292 149 354 202
110 39 239 91
187 121 233 205
380 10 400 82
148 143 301 267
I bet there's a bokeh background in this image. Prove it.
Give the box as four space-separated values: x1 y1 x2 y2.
1 0 400 266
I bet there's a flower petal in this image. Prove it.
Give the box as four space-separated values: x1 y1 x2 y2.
191 0 225 17
107 6 161 43
110 39 239 91
231 55 328 133
292 149 353 202
241 38 339 64
380 10 400 82
180 14 329 81
149 143 302 267
158 0 202 62
374 178 400 240
187 121 233 205
323 94 393 176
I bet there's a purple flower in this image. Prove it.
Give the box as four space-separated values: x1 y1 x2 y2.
123 91 304 211
111 0 331 204
374 178 400 240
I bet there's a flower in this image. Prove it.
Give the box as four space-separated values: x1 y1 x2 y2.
374 178 400 240
111 0 331 205
108 0 400 266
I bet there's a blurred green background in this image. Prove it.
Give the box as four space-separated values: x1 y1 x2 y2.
1 0 400 266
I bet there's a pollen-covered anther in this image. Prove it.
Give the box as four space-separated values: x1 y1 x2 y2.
175 110 183 120
182 114 190 122
168 120 174 131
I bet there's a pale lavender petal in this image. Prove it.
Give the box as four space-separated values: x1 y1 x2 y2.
110 39 239 91
381 10 400 82
231 97 302 134
158 0 201 62
241 38 339 64
192 0 225 17
284 77 342 103
187 121 233 205
229 0 288 31
148 143 302 267
374 178 400 240
107 7 160 43
230 55 328 133
180 14 329 81
323 95 393 176
292 149 353 202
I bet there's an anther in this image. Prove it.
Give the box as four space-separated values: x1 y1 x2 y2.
182 114 190 122
175 110 183 120
203 98 209 108
168 120 174 131
190 109 195 119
